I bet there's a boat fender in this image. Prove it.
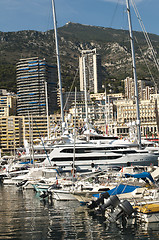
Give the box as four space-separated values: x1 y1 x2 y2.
91 163 95 168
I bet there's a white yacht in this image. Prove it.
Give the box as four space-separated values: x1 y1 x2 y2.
43 143 158 171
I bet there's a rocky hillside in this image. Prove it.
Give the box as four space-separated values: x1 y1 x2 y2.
0 22 159 93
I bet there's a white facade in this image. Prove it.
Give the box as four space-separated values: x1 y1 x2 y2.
79 49 102 94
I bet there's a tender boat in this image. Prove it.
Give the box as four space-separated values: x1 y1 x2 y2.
134 203 159 223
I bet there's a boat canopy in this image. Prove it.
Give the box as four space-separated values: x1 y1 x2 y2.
108 184 140 195
125 172 155 183
93 184 140 198
20 160 33 164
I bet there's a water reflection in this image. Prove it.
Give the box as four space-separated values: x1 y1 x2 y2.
0 185 158 240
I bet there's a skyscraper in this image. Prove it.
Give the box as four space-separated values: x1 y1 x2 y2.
16 57 58 116
79 49 102 94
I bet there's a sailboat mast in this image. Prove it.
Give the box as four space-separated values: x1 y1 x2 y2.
83 56 90 141
72 87 77 178
45 81 50 139
126 0 141 148
105 87 108 135
51 0 64 124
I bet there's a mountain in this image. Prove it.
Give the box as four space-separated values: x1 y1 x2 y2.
0 22 159 93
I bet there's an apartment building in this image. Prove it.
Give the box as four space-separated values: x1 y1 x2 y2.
0 116 23 154
62 91 85 111
0 90 16 116
115 98 158 136
124 77 155 100
69 99 114 134
79 49 102 93
16 57 58 116
0 114 62 154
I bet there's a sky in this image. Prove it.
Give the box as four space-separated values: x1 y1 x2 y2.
0 0 159 35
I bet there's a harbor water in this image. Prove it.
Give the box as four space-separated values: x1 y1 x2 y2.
0 185 159 240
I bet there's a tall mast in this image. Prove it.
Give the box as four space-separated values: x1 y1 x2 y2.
83 56 90 141
51 0 64 124
105 87 108 135
72 87 77 178
45 81 50 139
126 0 141 148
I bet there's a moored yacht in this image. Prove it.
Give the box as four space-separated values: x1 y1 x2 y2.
43 143 158 171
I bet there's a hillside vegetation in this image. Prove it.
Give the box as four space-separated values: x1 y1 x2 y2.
0 22 159 93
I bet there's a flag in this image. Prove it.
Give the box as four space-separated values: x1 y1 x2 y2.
56 174 58 185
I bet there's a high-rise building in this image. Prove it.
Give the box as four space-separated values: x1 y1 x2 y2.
79 49 102 94
16 57 58 116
